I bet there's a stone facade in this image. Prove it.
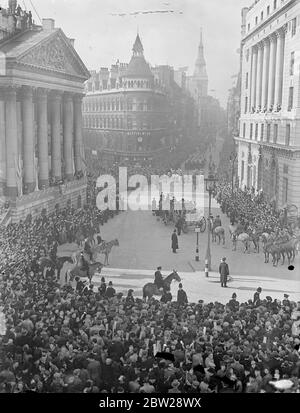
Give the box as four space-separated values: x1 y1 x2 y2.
83 35 196 166
0 9 90 222
236 0 300 209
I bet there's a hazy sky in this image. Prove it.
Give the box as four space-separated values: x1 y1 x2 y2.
6 0 249 107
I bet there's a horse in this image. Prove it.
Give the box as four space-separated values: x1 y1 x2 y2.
263 241 281 266
274 238 298 265
91 239 119 266
68 261 104 284
142 270 181 301
212 226 225 245
231 233 250 253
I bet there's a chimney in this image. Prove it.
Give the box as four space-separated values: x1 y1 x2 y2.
69 38 75 47
42 18 55 31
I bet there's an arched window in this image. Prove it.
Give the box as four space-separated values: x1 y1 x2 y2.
112 100 115 111
116 100 119 111
116 118 119 129
104 118 107 128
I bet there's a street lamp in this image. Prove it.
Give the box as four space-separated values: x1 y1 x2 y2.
204 168 218 273
195 225 201 261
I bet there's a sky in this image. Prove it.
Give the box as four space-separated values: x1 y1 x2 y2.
4 0 249 107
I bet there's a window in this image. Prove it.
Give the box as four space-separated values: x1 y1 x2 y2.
273 0 277 10
246 72 249 89
248 23 250 31
255 123 258 140
245 96 248 113
255 16 258 25
261 124 264 141
127 100 133 111
241 160 245 181
286 124 291 145
267 124 271 142
127 118 132 129
288 87 294 111
290 52 295 75
267 6 270 15
274 124 278 143
283 164 289 174
282 177 288 204
243 123 246 138
292 18 297 36
250 123 253 139
261 11 264 20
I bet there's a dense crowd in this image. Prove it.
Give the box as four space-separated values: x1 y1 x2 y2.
0 267 300 393
215 182 295 234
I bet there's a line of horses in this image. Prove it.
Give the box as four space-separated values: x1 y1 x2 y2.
210 222 299 267
38 236 120 284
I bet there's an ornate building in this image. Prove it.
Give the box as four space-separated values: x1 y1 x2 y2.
0 2 90 222
236 0 300 208
83 34 175 166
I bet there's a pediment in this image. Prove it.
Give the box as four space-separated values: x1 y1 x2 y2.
17 31 90 79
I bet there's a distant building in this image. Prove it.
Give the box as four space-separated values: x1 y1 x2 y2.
236 0 300 209
83 34 196 167
186 29 226 150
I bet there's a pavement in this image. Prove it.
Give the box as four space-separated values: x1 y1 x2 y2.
57 185 299 304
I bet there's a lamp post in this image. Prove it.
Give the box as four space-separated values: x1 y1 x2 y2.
195 225 200 261
204 168 218 273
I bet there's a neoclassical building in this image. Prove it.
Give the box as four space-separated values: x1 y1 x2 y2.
83 34 182 166
236 0 300 208
0 4 90 222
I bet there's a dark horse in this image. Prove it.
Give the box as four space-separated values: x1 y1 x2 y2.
143 270 181 300
69 262 104 284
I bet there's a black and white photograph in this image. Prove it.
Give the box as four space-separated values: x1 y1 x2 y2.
0 0 300 405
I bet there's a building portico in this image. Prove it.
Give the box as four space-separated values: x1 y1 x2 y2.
0 12 90 222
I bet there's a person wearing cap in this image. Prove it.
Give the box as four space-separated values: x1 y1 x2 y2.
283 294 290 307
219 257 229 288
213 215 222 230
253 287 262 306
177 283 188 306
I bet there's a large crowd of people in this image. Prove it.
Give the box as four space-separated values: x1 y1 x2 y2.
0 266 299 393
215 182 296 234
0 157 300 394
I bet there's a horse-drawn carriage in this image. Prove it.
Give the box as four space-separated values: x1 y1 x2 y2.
182 209 206 233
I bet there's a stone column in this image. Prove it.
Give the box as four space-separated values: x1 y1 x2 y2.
50 92 62 181
5 87 18 198
74 94 83 174
63 93 74 180
274 28 286 110
0 95 6 194
267 34 277 110
250 46 258 112
255 43 264 110
22 86 35 193
261 39 270 110
37 88 49 189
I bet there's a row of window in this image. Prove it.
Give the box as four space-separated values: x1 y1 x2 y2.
83 116 154 130
83 100 159 113
247 1 297 33
242 122 291 145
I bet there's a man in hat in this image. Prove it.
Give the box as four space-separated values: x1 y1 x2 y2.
213 215 222 229
228 293 239 312
219 257 229 288
105 281 116 298
177 283 188 306
171 229 178 253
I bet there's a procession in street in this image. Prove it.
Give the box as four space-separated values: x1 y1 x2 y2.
0 0 300 398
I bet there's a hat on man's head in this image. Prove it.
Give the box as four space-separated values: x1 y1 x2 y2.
222 257 226 262
284 294 289 298
157 266 162 270
108 281 113 286
257 287 262 292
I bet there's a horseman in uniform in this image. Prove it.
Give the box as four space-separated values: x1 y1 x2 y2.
213 215 222 229
154 266 164 290
80 252 90 279
84 238 93 262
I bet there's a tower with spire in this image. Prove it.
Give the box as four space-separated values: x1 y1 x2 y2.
193 28 208 97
